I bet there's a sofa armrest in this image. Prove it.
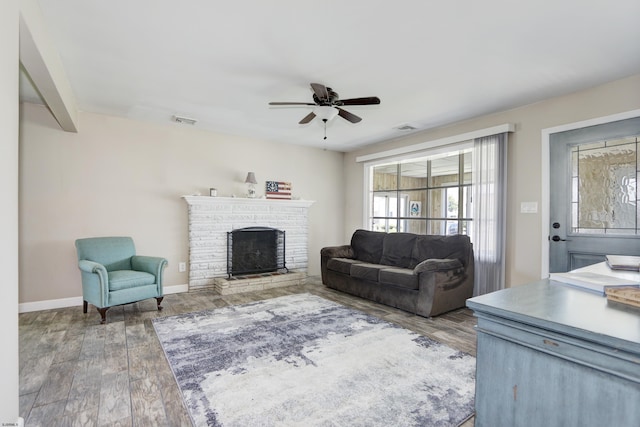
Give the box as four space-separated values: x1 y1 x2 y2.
415 256 474 317
321 245 354 259
413 258 462 275
321 245 354 285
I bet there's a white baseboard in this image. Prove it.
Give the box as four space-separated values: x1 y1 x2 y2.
18 284 190 313
165 284 189 294
19 296 84 313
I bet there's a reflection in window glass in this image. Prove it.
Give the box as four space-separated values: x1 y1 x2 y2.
400 161 428 190
373 164 398 191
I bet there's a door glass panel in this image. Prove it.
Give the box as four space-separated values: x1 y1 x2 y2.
571 138 638 234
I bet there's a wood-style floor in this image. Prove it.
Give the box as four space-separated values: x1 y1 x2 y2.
19 277 478 426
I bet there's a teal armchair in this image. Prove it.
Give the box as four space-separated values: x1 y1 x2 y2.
75 236 168 323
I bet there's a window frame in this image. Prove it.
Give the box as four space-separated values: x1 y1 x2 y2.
363 142 473 235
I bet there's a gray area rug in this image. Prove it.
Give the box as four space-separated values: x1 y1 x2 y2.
152 293 475 427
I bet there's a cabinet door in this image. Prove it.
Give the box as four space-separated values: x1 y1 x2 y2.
474 330 640 427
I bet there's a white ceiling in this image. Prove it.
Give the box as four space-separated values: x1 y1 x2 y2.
20 0 640 152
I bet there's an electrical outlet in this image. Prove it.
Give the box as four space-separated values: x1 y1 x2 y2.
178 262 186 272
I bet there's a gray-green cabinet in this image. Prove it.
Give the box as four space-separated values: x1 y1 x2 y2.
467 280 640 427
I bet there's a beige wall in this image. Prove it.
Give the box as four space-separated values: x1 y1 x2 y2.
344 73 640 288
19 103 345 303
19 73 640 304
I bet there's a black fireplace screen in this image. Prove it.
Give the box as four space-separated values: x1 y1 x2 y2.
227 227 287 277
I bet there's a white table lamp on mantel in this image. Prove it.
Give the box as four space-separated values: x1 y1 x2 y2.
245 172 257 198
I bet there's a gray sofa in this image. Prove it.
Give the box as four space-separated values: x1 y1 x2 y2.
321 229 474 317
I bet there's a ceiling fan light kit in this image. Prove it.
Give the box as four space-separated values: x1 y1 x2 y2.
314 106 339 122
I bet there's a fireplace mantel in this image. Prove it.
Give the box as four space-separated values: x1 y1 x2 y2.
183 196 315 290
183 195 315 209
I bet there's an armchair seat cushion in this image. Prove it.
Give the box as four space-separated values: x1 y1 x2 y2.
108 270 156 291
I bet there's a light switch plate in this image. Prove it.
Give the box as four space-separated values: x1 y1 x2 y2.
520 202 538 214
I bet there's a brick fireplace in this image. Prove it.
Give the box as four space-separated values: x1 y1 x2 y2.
182 196 314 291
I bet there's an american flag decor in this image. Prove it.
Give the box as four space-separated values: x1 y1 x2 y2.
265 181 292 200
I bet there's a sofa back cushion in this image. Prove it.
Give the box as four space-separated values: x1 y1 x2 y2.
410 235 472 268
380 233 417 268
350 229 385 263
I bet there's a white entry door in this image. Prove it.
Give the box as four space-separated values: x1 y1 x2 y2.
549 117 640 273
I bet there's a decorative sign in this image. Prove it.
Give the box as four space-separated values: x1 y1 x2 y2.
266 181 292 200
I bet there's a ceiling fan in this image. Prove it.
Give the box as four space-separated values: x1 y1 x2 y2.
269 83 381 125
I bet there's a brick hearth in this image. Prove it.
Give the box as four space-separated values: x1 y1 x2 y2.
213 271 307 295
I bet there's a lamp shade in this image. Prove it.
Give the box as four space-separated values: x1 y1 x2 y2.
245 172 257 184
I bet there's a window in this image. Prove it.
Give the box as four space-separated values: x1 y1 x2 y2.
367 148 472 235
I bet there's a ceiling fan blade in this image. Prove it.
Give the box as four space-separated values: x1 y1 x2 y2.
269 102 315 106
310 83 329 100
299 112 316 124
338 96 381 106
337 108 362 123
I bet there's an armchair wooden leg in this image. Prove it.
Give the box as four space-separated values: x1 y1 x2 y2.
83 300 88 313
156 296 164 311
96 307 109 324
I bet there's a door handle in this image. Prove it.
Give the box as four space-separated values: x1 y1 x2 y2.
551 235 568 242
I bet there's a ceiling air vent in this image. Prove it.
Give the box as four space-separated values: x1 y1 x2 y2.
172 115 197 125
394 124 418 131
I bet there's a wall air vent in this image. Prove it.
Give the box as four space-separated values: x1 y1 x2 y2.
172 115 197 125
394 124 418 131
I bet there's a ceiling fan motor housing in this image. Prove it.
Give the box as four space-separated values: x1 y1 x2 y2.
313 88 340 105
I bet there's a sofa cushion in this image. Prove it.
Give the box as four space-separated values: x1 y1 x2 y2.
108 270 155 291
410 235 471 268
351 229 386 264
413 258 463 274
380 233 417 268
326 258 363 275
379 268 419 290
350 263 387 282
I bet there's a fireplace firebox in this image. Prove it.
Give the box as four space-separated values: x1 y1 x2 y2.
227 227 287 277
